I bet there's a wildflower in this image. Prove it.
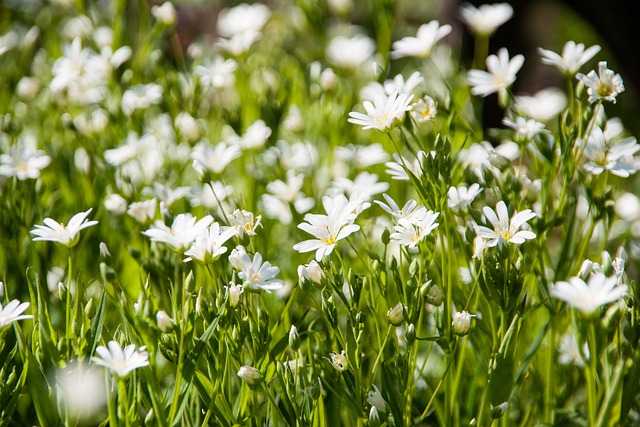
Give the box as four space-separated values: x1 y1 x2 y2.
576 61 625 104
329 351 349 371
0 299 32 328
348 91 413 132
502 116 546 142
184 222 237 263
195 56 237 89
175 112 201 141
558 332 589 367
217 3 270 38
550 272 627 316
375 194 424 222
326 34 376 69
468 48 524 98
514 88 567 122
386 302 405 326
410 95 438 122
156 310 174 333
228 246 284 291
151 2 176 26
331 171 390 202
91 341 149 377
452 311 473 336
191 141 242 175
367 385 387 413
293 195 362 261
475 201 536 247
31 208 98 248
127 199 157 224
335 143 389 168
447 184 483 211
121 83 163 116
459 3 513 37
54 363 106 421
297 260 325 284
0 134 51 180
225 282 244 307
237 365 262 385
385 152 425 180
217 32 262 55
229 209 262 237
581 125 639 177
390 20 452 59
538 41 601 76
390 212 440 248
237 120 272 149
142 213 214 252
425 284 444 306
262 171 314 224
289 325 300 351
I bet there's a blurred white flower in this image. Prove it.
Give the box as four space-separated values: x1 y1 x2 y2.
104 194 128 215
229 246 284 291
475 201 536 247
385 151 425 181
91 341 149 377
367 385 387 413
31 208 98 247
452 310 473 336
262 171 314 224
142 213 213 252
502 116 546 142
191 141 242 175
557 332 589 367
551 272 627 315
410 95 438 122
468 48 524 98
156 310 174 332
54 362 106 421
237 120 272 149
175 112 201 141
390 21 451 59
121 83 163 116
538 41 600 76
326 34 376 69
576 61 625 104
195 56 237 89
237 365 262 385
615 193 640 222
225 282 244 307
0 299 32 328
331 171 389 202
448 184 483 211
0 137 51 180
349 91 413 132
459 3 513 36
335 143 389 168
151 2 176 27
127 199 157 224
581 125 639 177
298 260 325 284
375 194 426 222
217 3 270 37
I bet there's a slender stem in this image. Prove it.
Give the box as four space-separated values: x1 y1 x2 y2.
66 253 73 359
586 319 598 427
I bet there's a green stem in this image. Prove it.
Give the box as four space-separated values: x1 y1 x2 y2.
586 320 598 427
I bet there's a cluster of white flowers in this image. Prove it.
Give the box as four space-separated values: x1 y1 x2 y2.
376 194 440 248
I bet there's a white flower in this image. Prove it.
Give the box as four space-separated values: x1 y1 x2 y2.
538 41 601 75
0 299 32 328
54 362 106 420
217 3 270 37
142 183 190 208
142 213 214 252
228 246 284 291
217 32 262 55
335 143 389 168
375 194 425 222
195 56 237 89
468 48 524 97
31 208 98 247
348 91 413 132
175 112 201 141
0 134 51 180
191 141 242 175
576 61 625 104
262 171 314 224
238 120 272 149
298 260 325 284
550 272 627 315
459 3 513 36
447 184 483 211
225 282 244 307
91 341 149 377
331 171 389 201
326 34 376 69
156 310 174 332
228 209 262 237
452 311 473 336
390 20 452 59
293 195 362 261
237 365 262 385
386 302 405 326
151 2 176 26
127 199 157 224
410 95 438 122
384 152 425 180
558 332 589 367
502 116 546 142
390 211 440 248
475 201 536 247
104 194 128 215
121 83 163 116
581 125 639 177
367 385 387 413
184 223 237 263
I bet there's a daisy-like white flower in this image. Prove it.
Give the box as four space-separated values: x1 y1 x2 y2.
410 95 438 122
390 211 440 248
348 91 413 132
217 2 270 38
576 61 625 104
91 341 149 377
550 272 627 316
475 201 536 247
538 41 601 76
334 143 390 168
468 48 524 98
326 34 376 69
31 208 98 248
293 195 362 261
217 31 262 56
228 246 284 291
385 152 425 181
184 222 237 263
447 184 483 211
151 2 176 26
375 194 426 222
0 299 33 328
121 83 163 116
514 88 567 122
459 3 513 36
229 209 262 237
195 56 237 89
0 143 51 181
390 20 452 59
142 213 214 252
331 171 389 202
191 141 242 175
297 260 325 284
127 199 157 224
502 116 546 142
581 125 639 177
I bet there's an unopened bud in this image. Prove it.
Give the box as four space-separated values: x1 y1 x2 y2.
156 310 174 333
289 325 300 351
237 365 262 386
386 302 405 326
452 311 473 336
491 402 509 419
405 323 416 346
425 284 443 306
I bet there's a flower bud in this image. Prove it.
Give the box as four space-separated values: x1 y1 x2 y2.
386 302 405 326
0 281 4 298
156 310 174 333
226 282 244 307
289 325 300 351
491 402 509 419
298 261 324 284
425 284 443 306
237 365 262 386
452 311 472 336
369 406 381 427
85 298 97 318
405 323 416 346
151 2 176 27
